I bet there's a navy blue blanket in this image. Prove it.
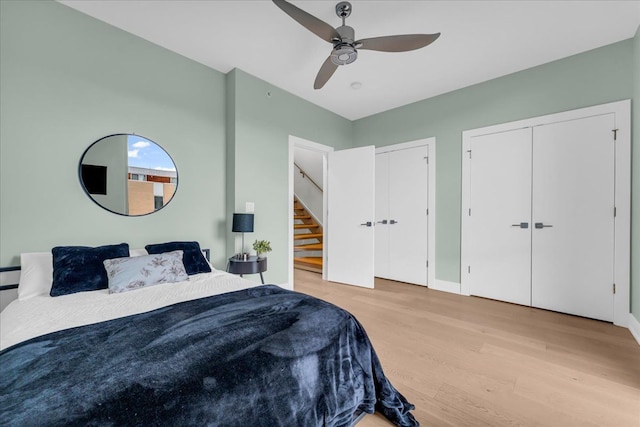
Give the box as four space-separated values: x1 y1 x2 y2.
1 285 418 426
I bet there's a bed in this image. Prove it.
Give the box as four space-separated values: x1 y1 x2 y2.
0 242 418 426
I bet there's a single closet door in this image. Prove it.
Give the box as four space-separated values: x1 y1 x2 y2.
468 128 533 305
531 114 615 321
375 145 429 286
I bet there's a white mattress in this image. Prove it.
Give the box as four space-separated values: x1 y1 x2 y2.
0 269 260 350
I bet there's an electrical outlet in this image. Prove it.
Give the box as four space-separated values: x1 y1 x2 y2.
245 202 255 213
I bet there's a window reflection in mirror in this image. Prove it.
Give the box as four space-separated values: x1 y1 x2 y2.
79 134 178 216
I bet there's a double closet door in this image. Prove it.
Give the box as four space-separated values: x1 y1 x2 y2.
468 113 615 321
375 145 429 286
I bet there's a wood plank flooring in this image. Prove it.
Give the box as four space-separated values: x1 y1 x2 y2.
293 269 640 427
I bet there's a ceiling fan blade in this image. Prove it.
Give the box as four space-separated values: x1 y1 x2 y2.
273 0 340 43
356 33 441 52
314 56 339 90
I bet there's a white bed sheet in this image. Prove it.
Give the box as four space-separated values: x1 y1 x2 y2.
0 269 260 350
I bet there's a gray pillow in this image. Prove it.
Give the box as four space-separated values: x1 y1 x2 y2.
104 250 188 294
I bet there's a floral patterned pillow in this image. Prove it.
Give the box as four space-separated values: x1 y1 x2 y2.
103 250 188 294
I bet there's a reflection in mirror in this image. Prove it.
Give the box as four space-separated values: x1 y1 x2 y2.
79 134 178 216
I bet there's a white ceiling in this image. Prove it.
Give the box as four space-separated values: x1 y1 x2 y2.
58 0 640 120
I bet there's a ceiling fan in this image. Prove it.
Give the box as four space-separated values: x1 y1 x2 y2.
272 0 440 89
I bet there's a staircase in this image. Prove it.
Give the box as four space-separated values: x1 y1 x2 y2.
293 197 323 273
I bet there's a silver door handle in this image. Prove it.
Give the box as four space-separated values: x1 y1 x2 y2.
376 220 388 224
511 222 529 229
360 221 373 227
389 219 398 225
535 222 553 229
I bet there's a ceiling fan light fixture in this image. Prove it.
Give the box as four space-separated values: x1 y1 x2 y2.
331 44 358 66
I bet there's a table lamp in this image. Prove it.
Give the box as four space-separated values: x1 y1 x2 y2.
232 213 254 259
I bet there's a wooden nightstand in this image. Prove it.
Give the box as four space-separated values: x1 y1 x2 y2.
227 256 267 284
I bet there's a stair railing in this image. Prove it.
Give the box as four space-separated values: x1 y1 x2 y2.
294 163 323 193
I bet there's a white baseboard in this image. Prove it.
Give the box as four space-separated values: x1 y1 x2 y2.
629 313 640 347
431 280 461 294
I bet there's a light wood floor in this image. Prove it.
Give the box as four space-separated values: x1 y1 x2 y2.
293 269 640 427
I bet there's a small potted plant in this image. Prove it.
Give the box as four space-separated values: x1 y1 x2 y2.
253 240 272 259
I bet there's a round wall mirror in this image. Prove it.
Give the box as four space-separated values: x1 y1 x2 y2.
79 134 178 216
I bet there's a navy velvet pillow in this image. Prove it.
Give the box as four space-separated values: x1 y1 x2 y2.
50 243 130 297
145 241 211 275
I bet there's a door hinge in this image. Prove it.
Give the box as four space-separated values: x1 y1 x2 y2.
468 265 471 274
613 283 616 294
468 208 471 216
614 206 617 217
612 129 618 141
426 209 429 216
426 260 429 268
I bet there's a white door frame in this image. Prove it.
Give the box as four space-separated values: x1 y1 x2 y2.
376 137 436 287
288 136 333 286
461 99 631 327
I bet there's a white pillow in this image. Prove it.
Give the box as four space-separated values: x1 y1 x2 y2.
129 248 148 257
18 252 53 300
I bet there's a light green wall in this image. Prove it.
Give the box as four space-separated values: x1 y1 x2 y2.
632 26 640 323
227 69 353 284
0 1 228 267
354 40 634 284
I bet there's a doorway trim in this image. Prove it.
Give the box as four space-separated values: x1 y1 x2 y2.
288 136 334 287
460 99 630 327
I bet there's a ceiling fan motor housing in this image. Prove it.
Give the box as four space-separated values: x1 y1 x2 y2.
331 24 357 66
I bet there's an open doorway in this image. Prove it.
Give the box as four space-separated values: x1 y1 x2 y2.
288 136 333 285
288 136 378 290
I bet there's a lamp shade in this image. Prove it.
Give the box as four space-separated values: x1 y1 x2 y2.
232 213 254 233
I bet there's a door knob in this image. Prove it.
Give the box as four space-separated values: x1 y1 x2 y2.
389 219 398 225
534 222 553 229
360 221 373 227
376 220 388 224
511 222 529 229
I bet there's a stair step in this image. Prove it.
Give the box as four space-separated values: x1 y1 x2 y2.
294 243 323 250
294 233 323 240
294 257 323 267
294 223 319 229
293 198 323 274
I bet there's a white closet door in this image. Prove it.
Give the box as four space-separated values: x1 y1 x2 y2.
327 146 376 288
387 145 429 285
374 152 390 279
531 114 615 321
469 128 532 305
